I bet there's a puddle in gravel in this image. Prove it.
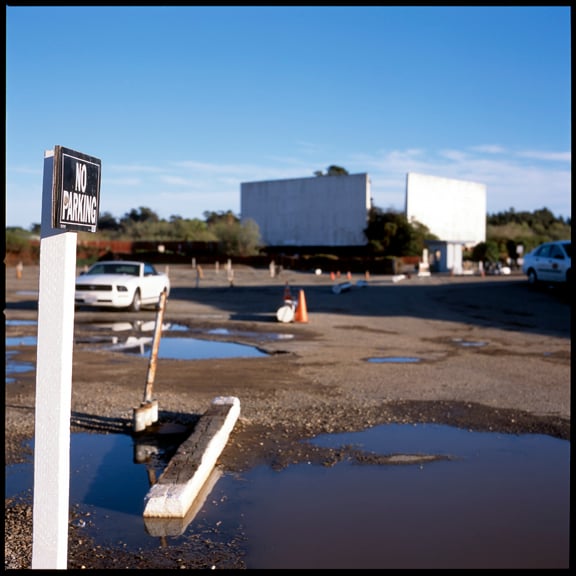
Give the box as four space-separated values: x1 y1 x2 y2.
366 356 421 363
451 338 487 347
5 320 38 327
204 327 294 342
5 337 37 383
5 321 279 374
6 336 38 347
4 335 268 371
110 336 269 359
88 323 271 359
5 424 569 568
85 320 189 333
5 351 34 383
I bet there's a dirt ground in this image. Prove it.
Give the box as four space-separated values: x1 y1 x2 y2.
4 262 571 568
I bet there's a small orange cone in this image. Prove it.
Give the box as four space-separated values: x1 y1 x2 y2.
294 289 309 323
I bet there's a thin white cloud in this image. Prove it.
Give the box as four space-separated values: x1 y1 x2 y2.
159 175 197 186
172 160 255 174
470 145 571 163
172 158 322 183
470 145 508 155
515 150 571 162
437 149 470 163
294 140 325 156
103 177 142 187
107 164 167 174
6 165 42 175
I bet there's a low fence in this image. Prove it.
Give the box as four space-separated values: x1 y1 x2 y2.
6 239 429 275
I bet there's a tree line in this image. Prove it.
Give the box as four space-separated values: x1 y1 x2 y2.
5 204 571 264
482 207 571 265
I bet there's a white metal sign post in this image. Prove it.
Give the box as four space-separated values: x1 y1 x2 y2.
32 147 101 569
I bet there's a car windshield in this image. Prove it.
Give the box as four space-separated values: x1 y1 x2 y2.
561 242 571 258
86 263 140 276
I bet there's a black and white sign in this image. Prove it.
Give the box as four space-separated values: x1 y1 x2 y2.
53 146 101 233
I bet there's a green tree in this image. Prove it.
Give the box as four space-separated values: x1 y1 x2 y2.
471 241 500 264
118 207 160 238
168 215 215 241
314 165 349 176
486 207 570 256
121 207 160 225
364 208 438 256
5 227 30 255
211 217 262 257
326 165 349 176
98 211 121 232
203 210 239 226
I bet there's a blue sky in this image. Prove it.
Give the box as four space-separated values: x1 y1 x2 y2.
6 6 571 230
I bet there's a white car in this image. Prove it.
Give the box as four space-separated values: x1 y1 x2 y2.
522 240 571 287
75 260 170 311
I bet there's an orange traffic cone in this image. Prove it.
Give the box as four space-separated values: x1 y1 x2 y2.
294 289 309 323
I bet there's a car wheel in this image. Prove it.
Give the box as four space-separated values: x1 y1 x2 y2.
130 290 142 312
527 269 538 286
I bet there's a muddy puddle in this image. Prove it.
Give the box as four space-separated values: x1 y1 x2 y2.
5 424 569 568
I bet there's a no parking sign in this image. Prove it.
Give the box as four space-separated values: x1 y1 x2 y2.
52 145 101 232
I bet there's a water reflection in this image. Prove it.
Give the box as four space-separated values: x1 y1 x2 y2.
6 336 37 347
366 356 421 363
451 338 487 347
5 424 569 568
5 350 34 383
229 425 570 569
112 337 268 359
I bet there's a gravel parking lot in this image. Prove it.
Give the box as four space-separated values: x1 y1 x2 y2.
5 263 570 568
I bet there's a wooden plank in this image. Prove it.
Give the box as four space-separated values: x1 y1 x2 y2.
143 396 240 518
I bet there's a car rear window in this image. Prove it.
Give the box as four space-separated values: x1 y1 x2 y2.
114 265 139 276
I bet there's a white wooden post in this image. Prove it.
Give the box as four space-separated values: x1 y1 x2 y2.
32 150 78 569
